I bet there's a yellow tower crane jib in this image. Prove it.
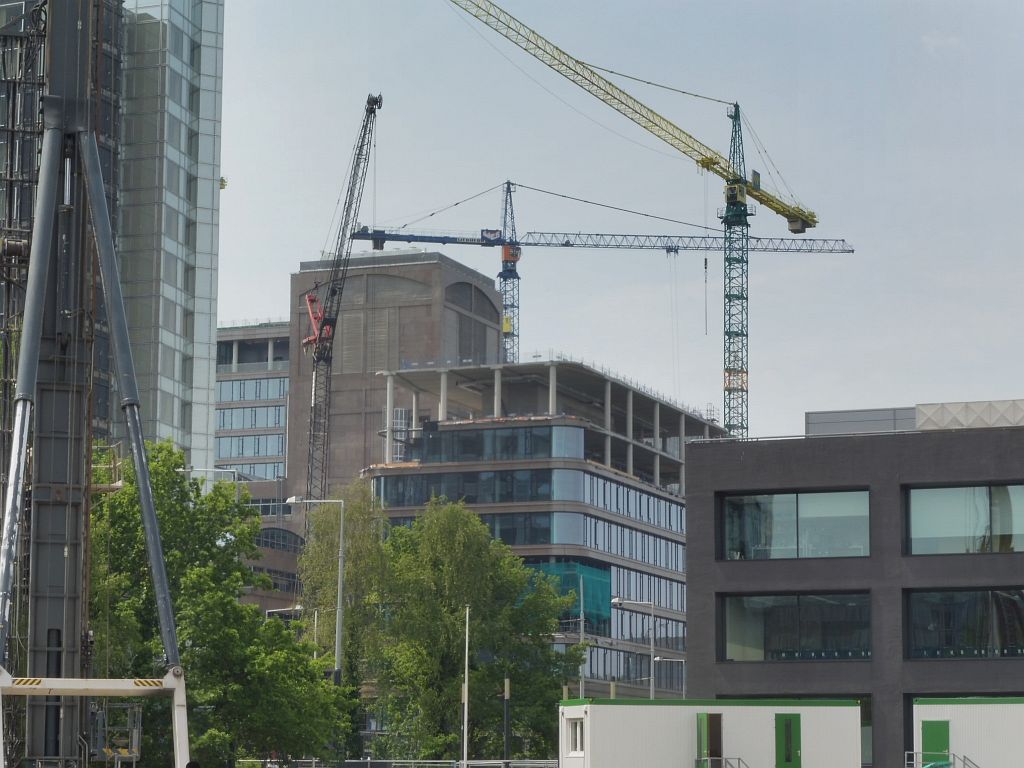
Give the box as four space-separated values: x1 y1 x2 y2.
448 0 817 231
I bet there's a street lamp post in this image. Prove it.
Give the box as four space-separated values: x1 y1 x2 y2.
653 656 687 698
611 597 656 699
462 604 470 768
287 495 345 683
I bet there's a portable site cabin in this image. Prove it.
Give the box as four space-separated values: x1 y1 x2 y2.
559 698 861 768
912 697 1024 768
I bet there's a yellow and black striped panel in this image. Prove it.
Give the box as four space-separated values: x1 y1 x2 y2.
133 679 163 688
12 678 41 686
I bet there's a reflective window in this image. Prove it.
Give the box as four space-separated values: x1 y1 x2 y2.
608 564 686 613
376 468 683 533
216 377 288 403
723 491 869 560
249 498 289 517
256 528 305 554
476 511 684 571
251 566 298 594
908 589 1024 658
909 485 1024 554
221 462 284 481
723 593 871 661
416 425 584 463
555 645 685 694
217 405 285 430
216 434 285 459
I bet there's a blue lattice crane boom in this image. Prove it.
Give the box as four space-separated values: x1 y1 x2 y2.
353 226 851 254
446 0 826 435
303 93 382 500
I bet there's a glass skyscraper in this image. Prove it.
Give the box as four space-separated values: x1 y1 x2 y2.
120 0 223 467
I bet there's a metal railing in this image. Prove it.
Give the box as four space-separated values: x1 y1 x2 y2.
905 752 981 768
237 761 557 768
693 758 750 768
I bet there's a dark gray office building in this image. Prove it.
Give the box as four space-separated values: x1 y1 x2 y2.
686 425 1024 766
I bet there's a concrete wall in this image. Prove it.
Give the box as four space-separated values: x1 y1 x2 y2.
913 699 1024 768
560 700 860 768
686 427 1024 767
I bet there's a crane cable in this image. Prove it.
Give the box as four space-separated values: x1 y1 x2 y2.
394 183 505 229
443 0 686 163
514 182 722 232
582 61 732 106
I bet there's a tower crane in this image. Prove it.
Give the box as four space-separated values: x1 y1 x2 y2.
303 94 382 500
446 0 826 436
353 184 852 371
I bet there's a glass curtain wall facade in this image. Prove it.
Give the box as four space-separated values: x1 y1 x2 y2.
121 0 223 468
372 419 690 694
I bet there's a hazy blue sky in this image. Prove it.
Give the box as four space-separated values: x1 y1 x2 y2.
217 1 1023 437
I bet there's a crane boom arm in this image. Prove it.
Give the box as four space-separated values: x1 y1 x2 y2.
305 94 382 363
304 93 382 501
351 227 852 253
448 0 817 230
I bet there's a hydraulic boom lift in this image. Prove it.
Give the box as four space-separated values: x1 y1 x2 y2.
447 0 827 436
303 94 382 500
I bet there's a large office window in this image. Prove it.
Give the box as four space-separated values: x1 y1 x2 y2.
723 593 871 661
375 469 683 532
908 485 1024 554
417 425 584 463
722 491 869 560
908 589 1024 658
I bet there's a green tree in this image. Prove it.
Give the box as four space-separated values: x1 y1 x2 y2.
91 441 348 765
306 495 580 760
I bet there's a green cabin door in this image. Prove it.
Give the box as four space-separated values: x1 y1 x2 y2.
696 713 723 764
921 720 949 763
775 713 802 768
697 713 708 762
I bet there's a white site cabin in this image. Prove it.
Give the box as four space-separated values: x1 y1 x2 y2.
559 698 861 768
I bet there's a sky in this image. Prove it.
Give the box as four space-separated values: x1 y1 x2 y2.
216 1 1024 438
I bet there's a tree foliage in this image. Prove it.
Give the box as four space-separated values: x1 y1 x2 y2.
299 488 580 760
91 441 347 765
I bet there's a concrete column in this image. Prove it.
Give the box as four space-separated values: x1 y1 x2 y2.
653 402 661 486
493 367 502 417
267 337 274 370
439 371 448 421
626 389 634 476
548 363 557 415
411 391 419 432
384 373 395 463
231 339 238 372
604 379 612 467
681 413 688 493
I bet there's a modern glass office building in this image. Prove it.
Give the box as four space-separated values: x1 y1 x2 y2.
120 0 224 467
368 360 726 697
687 421 1024 766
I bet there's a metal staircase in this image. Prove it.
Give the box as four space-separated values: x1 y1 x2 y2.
906 751 981 768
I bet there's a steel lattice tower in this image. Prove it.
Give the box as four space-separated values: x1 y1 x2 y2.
721 104 751 437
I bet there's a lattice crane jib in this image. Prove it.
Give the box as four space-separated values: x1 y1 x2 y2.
448 0 823 436
498 180 521 363
304 94 382 500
